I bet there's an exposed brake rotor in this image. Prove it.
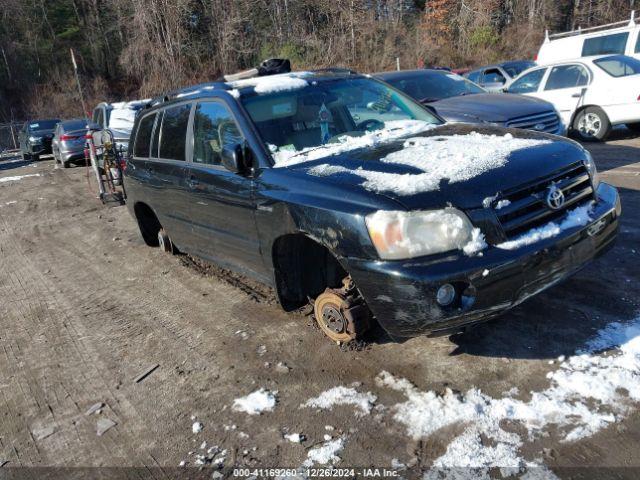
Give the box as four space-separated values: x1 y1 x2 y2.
313 276 371 343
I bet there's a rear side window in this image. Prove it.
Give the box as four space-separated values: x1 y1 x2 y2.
508 68 546 94
159 104 192 161
636 33 640 53
544 64 589 90
582 32 629 56
192 102 244 165
133 113 156 158
93 108 104 127
594 55 640 77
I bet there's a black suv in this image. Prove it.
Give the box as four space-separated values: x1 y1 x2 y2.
125 70 620 342
19 118 61 161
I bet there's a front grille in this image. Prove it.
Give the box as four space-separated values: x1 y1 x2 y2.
492 162 594 239
505 111 560 134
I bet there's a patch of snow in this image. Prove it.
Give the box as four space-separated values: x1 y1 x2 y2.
482 269 489 277
274 120 436 167
302 386 377 416
497 203 593 250
191 422 203 434
462 228 488 256
308 132 550 196
233 388 277 415
304 438 344 466
378 312 640 473
0 173 41 183
228 89 241 99
495 199 511 210
227 72 312 95
284 433 304 443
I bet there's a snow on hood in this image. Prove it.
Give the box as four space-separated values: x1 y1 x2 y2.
108 100 148 133
274 120 437 167
227 72 312 95
308 131 551 196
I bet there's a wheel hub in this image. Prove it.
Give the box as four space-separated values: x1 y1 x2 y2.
579 113 601 136
322 305 346 333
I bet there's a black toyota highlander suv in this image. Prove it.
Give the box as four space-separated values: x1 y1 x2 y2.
125 69 620 342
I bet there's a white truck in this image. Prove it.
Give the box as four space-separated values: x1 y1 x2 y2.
537 11 640 65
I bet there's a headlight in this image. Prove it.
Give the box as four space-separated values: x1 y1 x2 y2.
583 150 599 189
365 208 477 260
28 136 41 143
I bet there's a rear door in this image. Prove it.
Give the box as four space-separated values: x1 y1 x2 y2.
184 100 264 278
537 64 590 126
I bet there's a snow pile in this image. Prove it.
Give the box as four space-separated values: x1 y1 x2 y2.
303 438 345 466
232 388 277 415
192 422 203 434
228 72 312 95
0 173 40 184
377 313 640 473
495 199 511 210
302 386 377 416
284 433 305 443
497 203 593 250
309 132 550 196
274 120 436 167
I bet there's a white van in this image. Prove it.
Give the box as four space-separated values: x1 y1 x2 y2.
537 11 640 65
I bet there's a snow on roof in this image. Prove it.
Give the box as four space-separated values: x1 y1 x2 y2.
107 99 149 132
232 388 277 415
274 120 437 167
378 312 640 472
226 71 312 95
497 203 593 250
302 386 377 416
309 132 551 196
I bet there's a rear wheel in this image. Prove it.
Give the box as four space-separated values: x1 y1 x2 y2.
572 106 611 142
32 154 40 162
313 277 371 343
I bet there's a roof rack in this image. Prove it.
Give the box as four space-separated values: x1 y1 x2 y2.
545 10 636 41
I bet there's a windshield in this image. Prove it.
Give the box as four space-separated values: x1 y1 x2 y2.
240 76 441 165
29 119 59 131
593 55 640 77
502 61 536 77
383 71 485 102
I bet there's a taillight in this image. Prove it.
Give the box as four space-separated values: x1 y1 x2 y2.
60 134 79 141
534 54 538 61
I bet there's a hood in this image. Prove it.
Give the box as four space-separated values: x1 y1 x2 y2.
429 93 555 123
283 124 586 211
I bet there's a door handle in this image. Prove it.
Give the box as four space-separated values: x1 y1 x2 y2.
571 93 582 98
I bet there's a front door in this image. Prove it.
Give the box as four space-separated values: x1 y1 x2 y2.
536 64 590 127
185 100 265 279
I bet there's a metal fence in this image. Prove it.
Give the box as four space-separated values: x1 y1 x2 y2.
0 122 22 153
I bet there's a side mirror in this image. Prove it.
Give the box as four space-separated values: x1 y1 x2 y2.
221 144 245 174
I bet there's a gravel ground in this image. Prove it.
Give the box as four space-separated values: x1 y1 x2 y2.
0 130 639 480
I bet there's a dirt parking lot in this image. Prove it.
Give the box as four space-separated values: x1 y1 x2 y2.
0 131 639 479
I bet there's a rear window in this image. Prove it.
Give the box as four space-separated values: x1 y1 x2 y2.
29 119 59 130
582 32 629 56
62 120 88 131
159 104 191 161
593 55 640 77
133 113 156 157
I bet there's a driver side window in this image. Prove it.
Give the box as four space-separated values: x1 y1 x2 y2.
482 69 506 84
193 102 244 165
508 68 546 94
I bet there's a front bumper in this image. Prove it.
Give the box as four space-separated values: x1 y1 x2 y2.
27 142 52 155
347 183 621 338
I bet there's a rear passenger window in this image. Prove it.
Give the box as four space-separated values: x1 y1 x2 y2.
582 33 629 56
192 102 244 165
133 113 156 158
159 104 192 161
544 65 589 90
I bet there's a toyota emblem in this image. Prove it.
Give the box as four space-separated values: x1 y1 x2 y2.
533 123 546 131
546 184 565 210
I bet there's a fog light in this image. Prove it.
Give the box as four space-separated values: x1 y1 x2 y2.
436 284 456 306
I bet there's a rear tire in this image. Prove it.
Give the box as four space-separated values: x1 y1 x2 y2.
572 106 611 142
32 154 40 162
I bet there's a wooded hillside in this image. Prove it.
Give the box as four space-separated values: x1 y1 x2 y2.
0 0 635 121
